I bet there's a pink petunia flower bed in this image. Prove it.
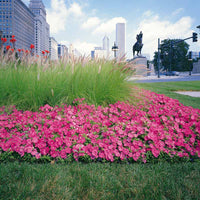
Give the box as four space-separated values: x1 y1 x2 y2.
0 88 200 163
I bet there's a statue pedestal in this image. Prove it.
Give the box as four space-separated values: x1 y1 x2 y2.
129 56 147 76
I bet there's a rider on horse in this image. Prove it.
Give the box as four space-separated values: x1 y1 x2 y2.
133 31 143 57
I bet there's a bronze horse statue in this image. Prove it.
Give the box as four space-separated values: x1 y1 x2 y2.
133 31 143 57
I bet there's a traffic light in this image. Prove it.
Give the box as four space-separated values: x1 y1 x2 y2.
192 32 198 42
188 51 192 60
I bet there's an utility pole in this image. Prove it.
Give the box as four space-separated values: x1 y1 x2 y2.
169 40 172 74
157 38 161 78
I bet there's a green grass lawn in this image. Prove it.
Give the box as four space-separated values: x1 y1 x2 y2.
0 162 200 200
134 81 200 109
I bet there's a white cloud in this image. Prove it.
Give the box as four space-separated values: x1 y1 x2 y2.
46 1 84 34
92 17 126 35
142 10 154 17
82 17 101 29
46 0 68 34
73 41 98 56
60 40 98 56
130 12 193 59
59 40 70 46
172 8 184 16
68 2 83 17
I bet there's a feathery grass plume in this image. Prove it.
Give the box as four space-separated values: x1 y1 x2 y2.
51 89 54 97
0 54 135 111
98 65 101 74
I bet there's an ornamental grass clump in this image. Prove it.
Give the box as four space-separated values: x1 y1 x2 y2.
0 50 134 111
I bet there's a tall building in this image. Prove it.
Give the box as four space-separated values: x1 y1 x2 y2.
91 46 107 59
116 23 126 58
29 0 50 55
103 35 109 57
0 0 35 50
58 44 68 59
190 51 200 59
49 37 58 60
91 35 110 59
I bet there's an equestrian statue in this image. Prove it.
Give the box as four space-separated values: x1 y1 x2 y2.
132 31 143 57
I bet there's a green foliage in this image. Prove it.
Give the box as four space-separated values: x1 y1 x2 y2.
0 58 133 111
153 39 190 72
0 150 198 165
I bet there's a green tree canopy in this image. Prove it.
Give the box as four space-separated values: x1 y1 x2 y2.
153 39 191 72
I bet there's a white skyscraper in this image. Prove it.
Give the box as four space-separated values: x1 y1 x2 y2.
102 35 109 57
49 37 58 60
116 23 126 58
29 0 50 55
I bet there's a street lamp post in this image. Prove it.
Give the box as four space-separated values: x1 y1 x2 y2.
157 38 161 78
112 42 119 58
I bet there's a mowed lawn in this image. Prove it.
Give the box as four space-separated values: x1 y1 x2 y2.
134 81 200 109
0 81 200 200
0 162 200 200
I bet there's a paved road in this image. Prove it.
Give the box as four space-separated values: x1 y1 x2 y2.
129 75 200 83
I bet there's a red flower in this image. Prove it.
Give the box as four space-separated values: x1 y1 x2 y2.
42 51 45 55
25 50 30 54
45 50 50 54
30 44 35 49
17 49 21 52
10 38 16 43
6 45 11 50
1 38 7 43
11 48 14 52
12 35 15 38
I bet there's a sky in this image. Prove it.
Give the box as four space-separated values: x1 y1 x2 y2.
23 0 200 59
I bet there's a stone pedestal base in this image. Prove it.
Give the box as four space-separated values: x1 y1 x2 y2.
128 56 147 76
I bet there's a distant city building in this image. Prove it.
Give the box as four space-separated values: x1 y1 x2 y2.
58 44 68 59
29 0 50 55
116 23 126 58
190 51 200 59
94 47 102 50
102 35 109 57
91 36 110 59
91 50 95 59
49 37 58 60
92 49 107 59
0 0 35 50
0 30 3 46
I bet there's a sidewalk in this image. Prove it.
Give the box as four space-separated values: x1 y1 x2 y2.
128 73 200 82
129 73 200 81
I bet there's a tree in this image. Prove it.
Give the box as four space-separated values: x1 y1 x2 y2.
153 39 190 72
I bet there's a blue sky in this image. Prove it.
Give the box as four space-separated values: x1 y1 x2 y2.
23 0 200 59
